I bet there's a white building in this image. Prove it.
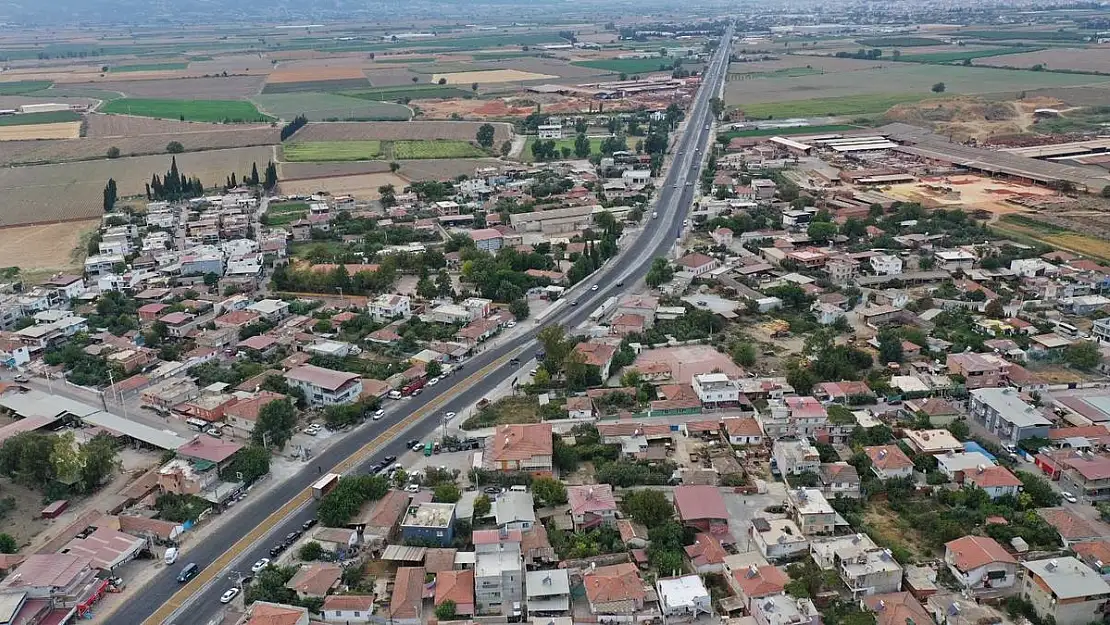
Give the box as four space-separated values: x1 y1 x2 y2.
773 440 820 476
246 298 290 322
525 569 571 614
284 364 362 407
749 518 809 562
944 536 1018 593
370 294 411 321
935 249 977 271
691 372 739 405
870 254 903 276
1021 557 1110 625
657 576 711 624
493 491 536 531
537 125 563 139
474 529 524 614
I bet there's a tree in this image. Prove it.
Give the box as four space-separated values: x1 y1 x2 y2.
931 82 946 93
473 494 491 518
0 534 15 554
436 600 458 621
733 342 756 367
416 274 437 299
877 330 903 364
537 325 571 375
426 360 443 378
102 178 118 212
106 146 121 159
438 77 448 85
471 82 479 92
621 489 674 526
476 123 496 149
299 541 324 560
253 399 297 450
166 141 184 154
1018 470 1061 507
433 482 461 503
645 257 674 288
574 133 591 158
264 161 278 190
807 221 838 244
1102 185 1110 199
947 419 970 441
1065 340 1101 370
79 433 120 493
532 476 568 506
220 445 270 484
509 298 529 321
984 298 1005 318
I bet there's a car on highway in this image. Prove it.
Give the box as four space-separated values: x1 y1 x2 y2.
1063 491 1078 503
406 439 420 450
428 376 441 386
591 284 599 291
176 563 200 583
444 412 456 420
301 518 317 531
220 587 240 604
570 300 578 306
384 455 397 464
373 409 384 420
672 183 678 189
250 558 270 573
616 280 624 287
268 544 284 557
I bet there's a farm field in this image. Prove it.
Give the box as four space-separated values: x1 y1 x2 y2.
0 111 81 126
279 161 390 179
992 214 1110 262
0 122 81 141
283 141 383 162
392 140 486 159
572 58 677 73
291 121 512 143
897 47 1035 63
261 78 371 94
954 29 1089 42
108 62 188 73
729 67 823 79
724 62 1110 110
100 98 273 123
735 93 945 118
0 127 278 166
279 172 407 199
250 92 411 121
720 123 862 139
975 47 1110 73
0 146 274 225
0 220 98 272
432 69 556 84
0 80 52 95
262 201 309 225
66 76 266 99
856 36 945 47
375 57 435 64
342 85 473 101
84 113 273 137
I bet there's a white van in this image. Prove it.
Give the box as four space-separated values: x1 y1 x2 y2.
185 418 207 431
164 547 179 565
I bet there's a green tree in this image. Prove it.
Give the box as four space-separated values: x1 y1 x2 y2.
645 257 674 287
537 325 571 375
416 274 437 299
299 541 325 560
532 476 568 506
434 482 461 503
947 419 970 440
574 133 591 158
220 445 270 484
79 433 120 493
1065 341 1101 370
253 398 297 450
106 146 121 159
476 123 496 149
0 534 16 554
473 494 491 518
1017 470 1061 507
426 360 443 378
102 178 118 212
807 221 838 244
509 298 529 320
621 489 674 526
931 82 946 93
877 330 903 364
732 342 756 367
436 600 458 621
244 564 297 606
166 141 184 154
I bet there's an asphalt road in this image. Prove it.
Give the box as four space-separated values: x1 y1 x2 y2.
118 28 733 625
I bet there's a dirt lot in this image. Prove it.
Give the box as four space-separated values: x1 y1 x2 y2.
883 96 1059 141
73 75 266 99
85 113 272 137
267 65 367 83
881 174 1056 213
291 120 513 143
978 47 1110 73
433 69 556 84
280 161 391 179
0 219 98 271
391 158 503 181
279 172 408 198
0 121 81 140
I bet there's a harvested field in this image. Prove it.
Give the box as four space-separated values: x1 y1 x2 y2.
184 55 274 76
417 97 544 119
343 85 472 100
99 98 273 123
0 126 278 166
898 47 1034 64
572 58 679 74
0 122 81 141
291 121 513 144
261 78 371 94
280 161 390 179
432 69 556 84
0 220 98 272
283 141 383 162
360 69 424 87
392 140 485 159
374 56 435 64
0 146 274 225
393 158 501 181
267 66 367 83
977 47 1110 73
251 92 411 121
84 113 273 137
64 76 266 98
0 111 81 126
279 172 407 199
992 214 1110 263
485 56 609 79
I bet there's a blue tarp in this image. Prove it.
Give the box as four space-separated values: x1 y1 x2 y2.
962 441 997 461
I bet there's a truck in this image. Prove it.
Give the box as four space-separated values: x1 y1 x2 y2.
312 473 341 499
388 390 403 400
401 378 427 397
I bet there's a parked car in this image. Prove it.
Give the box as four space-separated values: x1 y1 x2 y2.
373 409 385 420
405 439 420 449
251 558 270 573
304 424 322 436
220 587 240 604
301 518 317 531
405 483 420 493
1063 491 1078 503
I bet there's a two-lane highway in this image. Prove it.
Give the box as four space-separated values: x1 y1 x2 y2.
120 26 733 625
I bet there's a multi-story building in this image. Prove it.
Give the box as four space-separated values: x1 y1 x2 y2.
946 353 1008 390
969 387 1052 444
944 535 1018 592
1059 455 1110 502
284 364 363 407
789 488 836 536
865 445 914 480
691 372 739 405
839 549 904 598
751 594 819 625
567 484 618 531
760 396 829 439
773 440 820 477
492 491 536 531
824 257 859 285
870 254 903 276
368 294 411 321
525 569 571 614
818 462 861 499
749 518 809 562
400 502 456 546
657 575 712 624
474 529 524 614
1021 557 1110 625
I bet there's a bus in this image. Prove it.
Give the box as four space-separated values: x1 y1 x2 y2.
424 442 434 456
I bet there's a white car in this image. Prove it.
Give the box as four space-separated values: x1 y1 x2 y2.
591 285 599 291
444 411 456 419
373 409 385 420
304 424 322 436
251 558 270 573
404 483 420 493
507 321 517 328
220 587 240 604
428 376 441 386
412 443 424 452
1063 491 1078 503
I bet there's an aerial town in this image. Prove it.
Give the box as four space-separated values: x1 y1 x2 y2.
7 4 1110 625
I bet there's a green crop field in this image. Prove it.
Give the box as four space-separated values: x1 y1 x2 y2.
0 80 52 95
729 67 824 79
956 30 1089 42
263 201 309 225
737 93 944 118
374 56 435 64
100 98 273 122
572 58 675 74
897 47 1038 63
856 37 945 47
251 92 411 121
0 110 82 126
392 140 486 159
108 62 189 73
284 141 383 162
719 124 861 139
470 51 540 60
342 85 473 101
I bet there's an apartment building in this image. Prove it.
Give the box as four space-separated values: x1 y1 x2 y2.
284 364 363 407
969 387 1052 444
474 529 524 615
1021 557 1110 625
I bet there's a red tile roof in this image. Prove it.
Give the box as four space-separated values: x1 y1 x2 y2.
1039 508 1102 540
434 569 474 610
584 563 645 604
964 466 1022 489
862 593 934 625
323 595 375 612
568 484 617 516
677 253 716 270
574 341 617 368
673 485 728 521
176 434 242 464
945 535 1016 571
389 567 425 619
685 532 729 568
733 564 788 598
866 445 913 471
723 417 761 437
286 563 342 596
488 423 552 464
285 364 360 391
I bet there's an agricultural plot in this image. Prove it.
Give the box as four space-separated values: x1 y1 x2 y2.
250 92 411 121
0 127 278 166
572 58 677 74
719 123 861 139
279 172 407 199
0 220 99 273
975 47 1110 73
283 141 383 162
897 47 1035 64
279 161 390 179
68 76 266 99
0 111 81 126
0 146 274 226
263 66 370 94
374 56 435 64
263 201 309 225
100 98 273 123
954 29 1089 42
343 85 473 101
108 62 189 73
0 122 81 141
0 80 52 95
291 121 513 143
391 140 486 159
85 113 272 137
856 37 944 47
262 79 371 94
992 214 1110 262
432 69 555 84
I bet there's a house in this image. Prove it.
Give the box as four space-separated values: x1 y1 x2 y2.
583 563 647 617
903 397 961 427
963 465 1022 499
677 253 719 277
936 452 996 482
865 445 914 480
574 341 617 380
359 489 411 549
712 228 734 246
493 491 536 531
684 532 729 573
674 485 729 534
1059 454 1110 502
322 595 375 623
904 429 964 456
944 536 1018 592
368 294 411 321
724 417 763 445
538 124 562 139
526 569 571 614
1021 557 1110 625
243 602 310 625
286 563 342 599
818 463 861 499
969 387 1051 444
469 228 505 252
1072 541 1110 576
934 249 976 271
474 529 524 614
566 396 594 419
946 353 1006 390
840 548 903 598
435 569 475 616
389 567 425 623
749 518 808 562
751 594 819 625
789 488 837 537
1039 508 1102 547
400 502 456 546
246 298 290 322
862 593 934 625
284 364 362 407
692 372 739 405
312 527 359 558
657 575 712 622
773 440 821 477
484 423 553 476
567 484 618 531
870 254 903 276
